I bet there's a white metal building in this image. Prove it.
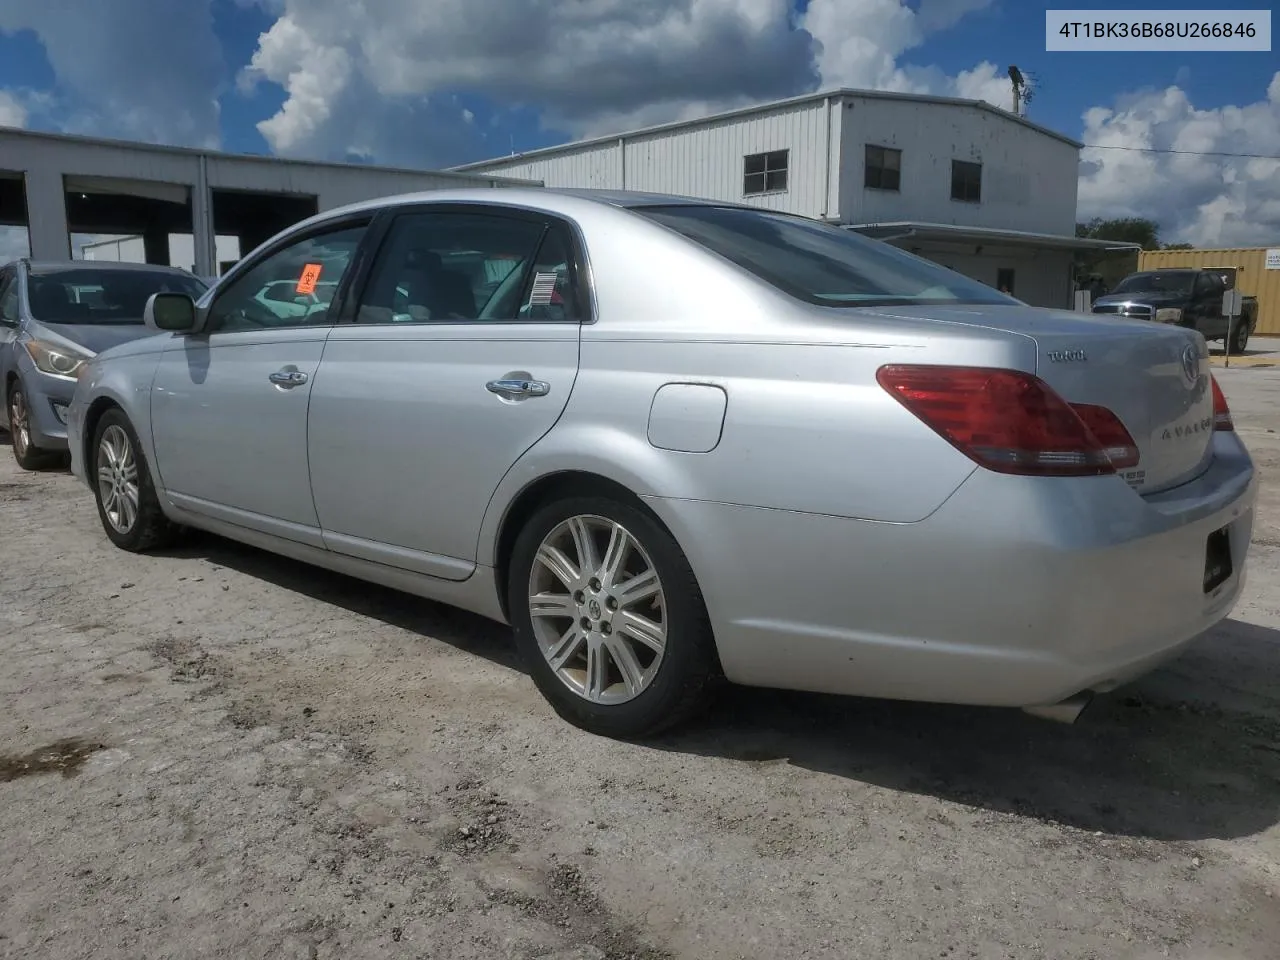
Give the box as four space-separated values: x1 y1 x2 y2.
454 89 1135 308
0 128 533 278
80 233 244 276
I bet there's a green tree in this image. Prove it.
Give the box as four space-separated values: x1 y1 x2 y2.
1074 217 1162 289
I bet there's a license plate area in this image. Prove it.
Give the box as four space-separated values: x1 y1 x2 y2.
1204 526 1233 594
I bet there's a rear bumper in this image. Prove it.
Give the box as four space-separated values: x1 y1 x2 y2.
650 431 1256 709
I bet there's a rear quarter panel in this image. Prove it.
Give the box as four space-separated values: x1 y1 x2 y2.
476 205 1038 565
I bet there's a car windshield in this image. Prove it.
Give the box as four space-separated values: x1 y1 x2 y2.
27 267 207 324
1109 272 1195 297
633 204 1014 308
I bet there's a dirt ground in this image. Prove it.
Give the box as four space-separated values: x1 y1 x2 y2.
3 365 1280 960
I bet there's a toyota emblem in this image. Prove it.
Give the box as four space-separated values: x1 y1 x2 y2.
1181 344 1199 385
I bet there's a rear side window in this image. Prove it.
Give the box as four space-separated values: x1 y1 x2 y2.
634 205 1012 308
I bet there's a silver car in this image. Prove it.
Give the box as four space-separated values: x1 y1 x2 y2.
0 259 206 469
66 188 1256 738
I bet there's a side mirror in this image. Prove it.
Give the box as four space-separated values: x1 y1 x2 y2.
144 292 198 333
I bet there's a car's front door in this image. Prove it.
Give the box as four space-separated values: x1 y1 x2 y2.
149 217 372 546
1192 272 1227 339
307 205 585 579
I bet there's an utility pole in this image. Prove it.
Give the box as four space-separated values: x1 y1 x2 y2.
1008 65 1024 116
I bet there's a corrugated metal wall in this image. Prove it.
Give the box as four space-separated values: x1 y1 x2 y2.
1138 247 1280 334
622 100 833 218
466 142 621 190
457 99 839 219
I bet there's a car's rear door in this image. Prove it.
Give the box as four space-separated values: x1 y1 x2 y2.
306 203 585 580
149 215 374 546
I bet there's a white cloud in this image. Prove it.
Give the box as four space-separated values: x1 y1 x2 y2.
799 0 1008 107
238 0 821 162
0 90 27 128
0 0 224 147
237 0 1010 163
1078 74 1280 247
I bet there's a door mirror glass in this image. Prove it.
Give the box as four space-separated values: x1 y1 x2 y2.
145 292 198 332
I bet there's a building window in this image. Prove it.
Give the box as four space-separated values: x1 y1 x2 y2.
743 150 788 195
996 268 1015 295
951 160 982 203
864 145 901 191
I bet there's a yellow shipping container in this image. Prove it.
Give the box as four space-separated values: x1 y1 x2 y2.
1137 246 1280 335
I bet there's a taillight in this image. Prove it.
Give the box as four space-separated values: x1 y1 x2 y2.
1070 403 1140 469
1210 376 1233 431
876 364 1129 477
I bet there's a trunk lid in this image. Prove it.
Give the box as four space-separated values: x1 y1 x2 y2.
864 305 1214 494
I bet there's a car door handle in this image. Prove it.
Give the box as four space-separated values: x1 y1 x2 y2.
486 378 550 399
269 369 309 388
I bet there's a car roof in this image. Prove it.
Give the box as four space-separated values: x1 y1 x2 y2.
310 186 754 227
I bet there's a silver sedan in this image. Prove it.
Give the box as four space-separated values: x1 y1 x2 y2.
66 188 1256 738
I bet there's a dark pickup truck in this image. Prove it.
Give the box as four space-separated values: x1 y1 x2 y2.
1092 267 1259 352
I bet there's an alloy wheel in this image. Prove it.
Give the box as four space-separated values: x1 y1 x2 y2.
9 387 29 459
527 514 668 704
97 424 140 534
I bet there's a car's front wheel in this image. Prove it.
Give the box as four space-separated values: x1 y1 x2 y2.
6 380 60 470
508 495 717 739
91 408 176 552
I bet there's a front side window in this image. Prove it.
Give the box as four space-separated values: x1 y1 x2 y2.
356 211 569 324
25 267 206 324
951 160 982 203
743 150 789 196
865 145 902 191
207 222 368 333
634 204 1013 309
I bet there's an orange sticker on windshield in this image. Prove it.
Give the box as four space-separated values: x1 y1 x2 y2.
296 263 323 294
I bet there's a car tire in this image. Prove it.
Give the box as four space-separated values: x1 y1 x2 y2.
508 495 717 739
6 380 60 471
1231 320 1250 354
90 408 177 553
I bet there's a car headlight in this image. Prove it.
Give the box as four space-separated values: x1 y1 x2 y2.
1154 308 1182 323
22 339 93 380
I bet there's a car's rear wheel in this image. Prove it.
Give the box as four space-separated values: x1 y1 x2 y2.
91 409 176 552
508 495 716 739
1231 318 1250 354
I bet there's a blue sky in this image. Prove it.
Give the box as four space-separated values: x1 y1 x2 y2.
0 0 1276 246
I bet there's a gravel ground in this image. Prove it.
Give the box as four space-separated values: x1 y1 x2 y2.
2 367 1280 960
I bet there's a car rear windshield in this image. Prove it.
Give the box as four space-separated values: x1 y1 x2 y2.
632 205 1013 308
27 267 207 324
1110 272 1195 296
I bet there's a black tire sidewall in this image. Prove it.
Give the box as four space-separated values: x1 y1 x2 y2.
7 380 52 470
507 495 713 739
1233 323 1249 353
91 409 164 551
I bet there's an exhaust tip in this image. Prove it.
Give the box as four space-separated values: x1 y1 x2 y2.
1022 692 1094 725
